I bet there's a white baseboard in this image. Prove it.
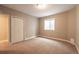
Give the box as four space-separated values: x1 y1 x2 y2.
25 36 37 40
10 36 37 45
38 35 75 44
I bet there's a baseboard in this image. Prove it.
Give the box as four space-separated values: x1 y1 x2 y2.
25 36 37 40
10 39 24 45
10 36 37 45
38 35 75 44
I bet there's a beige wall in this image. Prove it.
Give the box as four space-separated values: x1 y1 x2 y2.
39 12 68 40
24 15 38 39
0 14 9 41
67 7 76 40
66 5 79 49
0 5 77 42
0 5 38 42
76 5 79 47
39 7 76 40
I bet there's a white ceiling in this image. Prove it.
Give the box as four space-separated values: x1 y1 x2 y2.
2 4 76 17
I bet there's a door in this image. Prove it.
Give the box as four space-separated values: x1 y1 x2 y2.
11 17 23 43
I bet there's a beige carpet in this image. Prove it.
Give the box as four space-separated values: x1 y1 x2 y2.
0 37 78 54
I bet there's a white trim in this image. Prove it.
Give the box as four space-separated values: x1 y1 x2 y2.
38 35 75 45
25 36 37 40
9 36 37 45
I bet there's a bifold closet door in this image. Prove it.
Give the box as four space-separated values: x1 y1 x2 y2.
11 17 23 43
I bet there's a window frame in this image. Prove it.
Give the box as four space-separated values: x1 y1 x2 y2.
44 18 55 31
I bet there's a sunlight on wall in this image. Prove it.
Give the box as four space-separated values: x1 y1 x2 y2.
0 14 9 41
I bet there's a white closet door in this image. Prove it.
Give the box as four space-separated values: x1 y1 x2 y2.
11 17 23 43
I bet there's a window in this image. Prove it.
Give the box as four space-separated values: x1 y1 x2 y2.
44 19 55 30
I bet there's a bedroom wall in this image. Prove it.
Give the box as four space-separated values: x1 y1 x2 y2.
0 5 38 42
39 12 68 40
71 5 79 51
24 15 38 39
39 7 76 40
67 7 76 40
76 5 79 48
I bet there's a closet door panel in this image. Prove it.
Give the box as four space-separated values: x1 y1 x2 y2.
11 17 23 43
